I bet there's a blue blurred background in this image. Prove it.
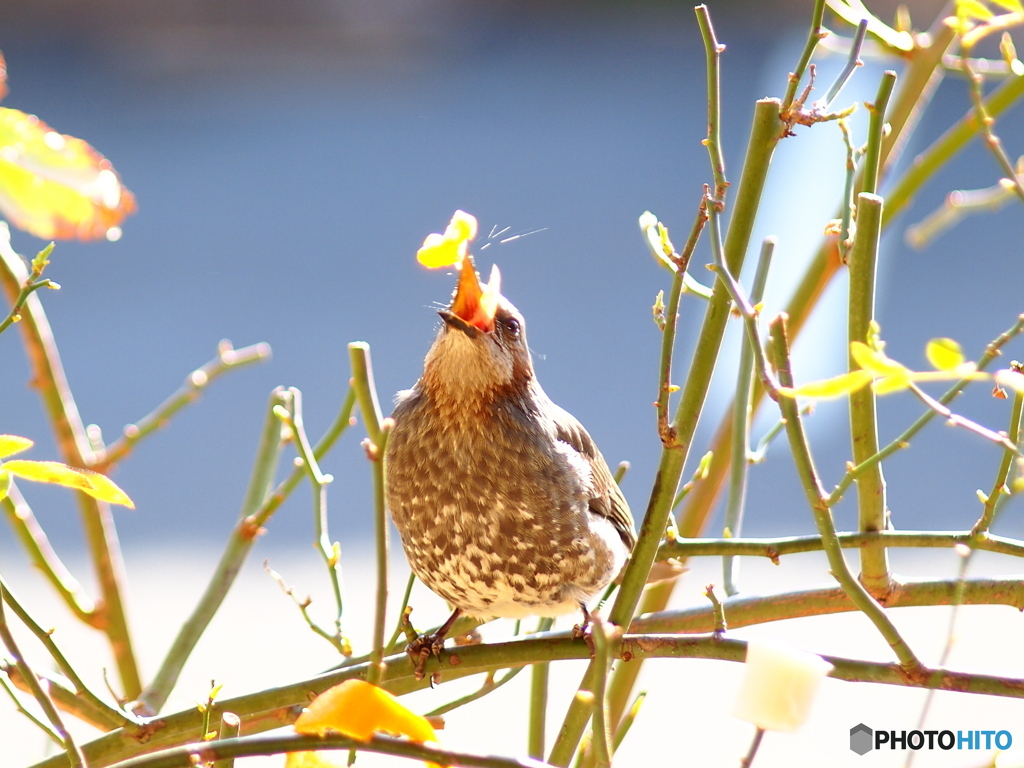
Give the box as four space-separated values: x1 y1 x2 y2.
1 0 1022 561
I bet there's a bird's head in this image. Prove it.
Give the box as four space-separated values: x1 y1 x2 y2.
423 255 534 402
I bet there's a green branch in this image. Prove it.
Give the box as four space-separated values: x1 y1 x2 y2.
0 228 141 700
769 315 921 671
96 341 271 472
30 618 1024 768
0 581 84 767
972 376 1024 536
630 576 1024 634
137 388 291 714
847 192 890 593
659 530 1024 561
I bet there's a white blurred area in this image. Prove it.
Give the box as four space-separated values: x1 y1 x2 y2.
4 547 1024 767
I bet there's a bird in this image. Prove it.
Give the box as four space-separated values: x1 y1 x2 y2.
385 253 636 678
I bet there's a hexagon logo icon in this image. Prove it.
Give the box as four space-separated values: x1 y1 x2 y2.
850 723 873 755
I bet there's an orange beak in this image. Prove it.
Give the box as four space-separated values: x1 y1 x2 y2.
449 255 501 333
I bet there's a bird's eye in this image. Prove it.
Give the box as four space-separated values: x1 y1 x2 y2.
503 317 521 337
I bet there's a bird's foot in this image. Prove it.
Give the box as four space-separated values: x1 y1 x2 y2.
406 631 447 681
406 607 463 681
572 603 597 657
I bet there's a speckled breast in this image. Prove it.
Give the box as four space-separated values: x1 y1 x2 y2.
385 396 619 619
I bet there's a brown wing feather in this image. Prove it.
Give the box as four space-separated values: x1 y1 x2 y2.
550 407 636 551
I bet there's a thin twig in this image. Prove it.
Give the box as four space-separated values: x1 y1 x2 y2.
349 342 389 685
655 200 708 448
0 580 85 767
818 18 868 108
279 389 349 654
427 666 525 718
1 486 96 623
85 732 553 768
769 315 921 672
0 575 137 731
96 341 271 472
960 51 1024 202
905 381 1021 453
885 64 1024 226
972 374 1024 536
630 576 1024 634
837 118 859 261
722 236 773 596
610 691 645 754
696 4 729 202
385 573 418 653
0 242 57 337
782 0 827 109
740 728 765 768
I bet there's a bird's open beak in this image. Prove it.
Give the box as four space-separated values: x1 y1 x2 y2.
442 255 501 335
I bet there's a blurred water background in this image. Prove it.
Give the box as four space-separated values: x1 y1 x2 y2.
1 0 1023 765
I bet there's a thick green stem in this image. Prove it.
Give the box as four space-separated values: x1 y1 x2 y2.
137 388 289 714
548 98 783 768
847 193 891 593
631 576 1024 633
368 419 392 686
862 72 898 195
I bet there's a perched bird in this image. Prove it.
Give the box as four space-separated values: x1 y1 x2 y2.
385 254 636 676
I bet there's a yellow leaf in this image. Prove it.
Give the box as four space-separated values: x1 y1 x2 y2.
925 338 965 370
2 460 135 508
0 434 33 460
850 341 908 377
296 680 437 745
957 0 995 19
0 108 136 241
990 0 1023 12
872 374 913 395
416 210 478 269
781 369 874 398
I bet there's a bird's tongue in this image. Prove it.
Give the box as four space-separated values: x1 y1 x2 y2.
450 256 501 333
